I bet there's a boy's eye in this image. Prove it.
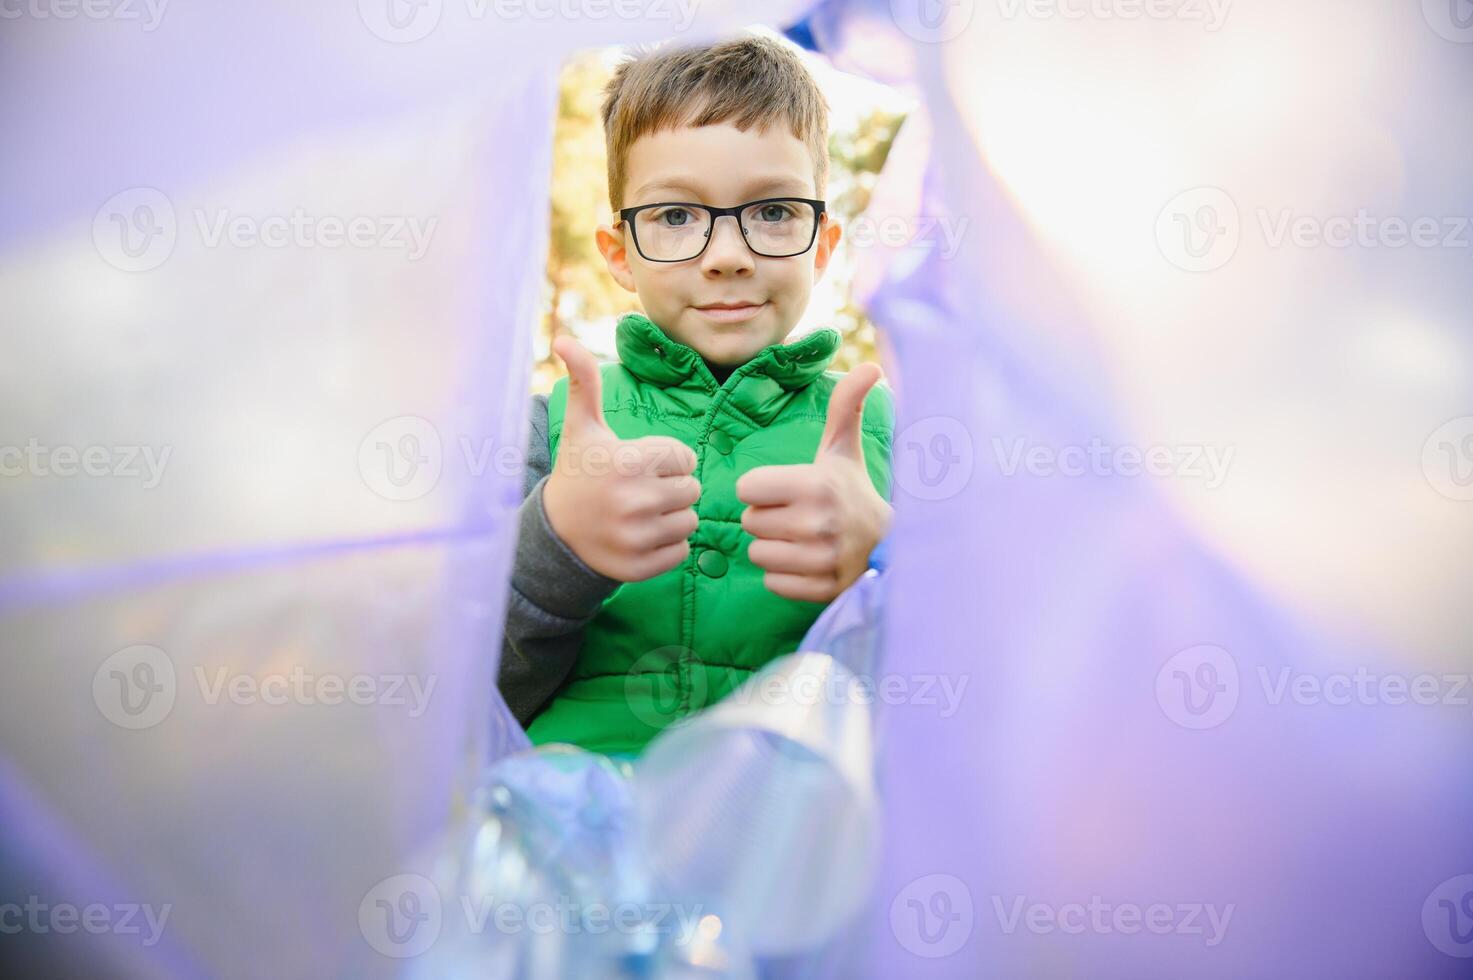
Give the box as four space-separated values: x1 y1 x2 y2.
754 203 796 223
650 207 695 227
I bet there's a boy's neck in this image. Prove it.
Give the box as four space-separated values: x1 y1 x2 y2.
703 357 735 384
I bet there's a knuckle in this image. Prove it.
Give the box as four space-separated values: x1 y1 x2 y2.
611 522 644 552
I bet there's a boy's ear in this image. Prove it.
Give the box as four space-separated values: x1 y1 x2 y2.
596 222 639 294
811 214 842 284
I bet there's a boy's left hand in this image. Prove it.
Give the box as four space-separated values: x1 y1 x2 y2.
736 363 892 603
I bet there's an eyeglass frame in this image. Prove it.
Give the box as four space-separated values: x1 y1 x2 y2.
613 197 828 263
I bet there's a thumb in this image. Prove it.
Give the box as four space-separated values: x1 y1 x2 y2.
817 362 881 462
553 335 610 438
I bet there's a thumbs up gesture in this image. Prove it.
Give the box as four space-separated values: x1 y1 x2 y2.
542 336 702 582
736 363 893 603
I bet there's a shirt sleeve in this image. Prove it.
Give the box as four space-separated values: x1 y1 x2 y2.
496 392 622 725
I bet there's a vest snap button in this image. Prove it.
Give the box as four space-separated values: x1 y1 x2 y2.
697 548 729 578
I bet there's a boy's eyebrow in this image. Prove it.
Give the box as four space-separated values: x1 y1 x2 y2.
631 175 814 203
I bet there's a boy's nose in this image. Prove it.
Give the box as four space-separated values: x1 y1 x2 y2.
699 214 755 276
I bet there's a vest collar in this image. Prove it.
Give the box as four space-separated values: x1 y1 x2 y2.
615 312 840 393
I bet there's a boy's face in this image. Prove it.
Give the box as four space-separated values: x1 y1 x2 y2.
596 121 841 371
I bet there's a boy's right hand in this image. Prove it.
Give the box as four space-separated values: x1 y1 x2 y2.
541 336 702 582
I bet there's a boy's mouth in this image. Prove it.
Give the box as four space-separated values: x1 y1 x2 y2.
692 301 767 324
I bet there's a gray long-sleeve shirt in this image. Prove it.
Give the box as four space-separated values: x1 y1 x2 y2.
497 393 622 725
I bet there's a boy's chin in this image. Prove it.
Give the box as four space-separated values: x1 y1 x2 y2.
683 321 790 370
690 335 765 372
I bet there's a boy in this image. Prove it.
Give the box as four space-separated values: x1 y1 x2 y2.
498 35 895 759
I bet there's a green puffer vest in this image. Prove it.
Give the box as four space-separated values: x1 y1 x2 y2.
525 312 894 758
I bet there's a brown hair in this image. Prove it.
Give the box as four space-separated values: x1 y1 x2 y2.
600 34 830 212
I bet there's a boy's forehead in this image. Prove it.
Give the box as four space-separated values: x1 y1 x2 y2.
623 122 817 204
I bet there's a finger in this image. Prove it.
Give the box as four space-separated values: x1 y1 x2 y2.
741 503 834 543
817 362 881 463
553 335 609 437
643 507 700 548
761 570 838 604
650 474 701 513
625 435 698 477
735 464 813 507
630 538 691 581
748 538 836 576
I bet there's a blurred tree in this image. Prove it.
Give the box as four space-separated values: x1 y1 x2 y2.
538 54 633 392
825 105 906 373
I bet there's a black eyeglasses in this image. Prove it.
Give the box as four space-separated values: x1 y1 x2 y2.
615 197 827 263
